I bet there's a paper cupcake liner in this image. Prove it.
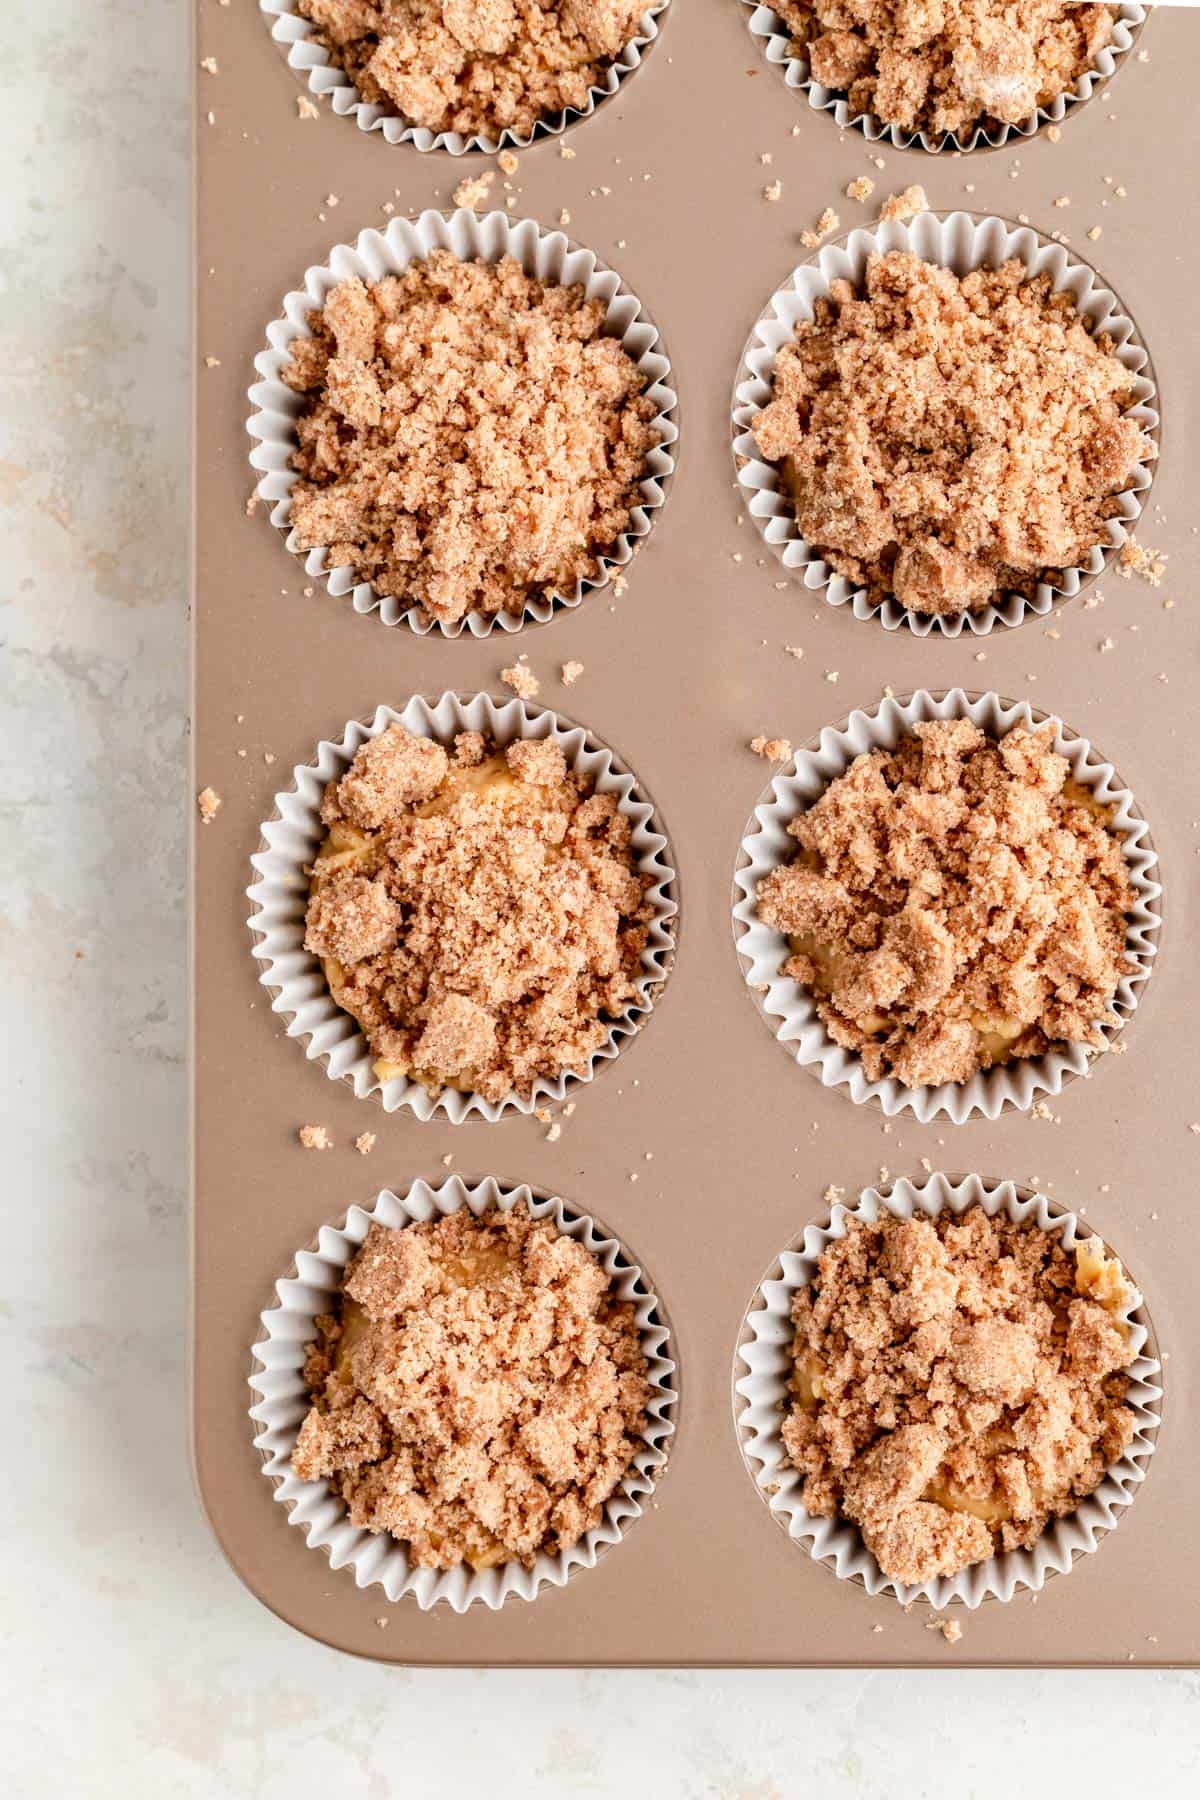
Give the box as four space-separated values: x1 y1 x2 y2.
247 209 678 638
247 691 678 1122
732 688 1162 1124
734 1172 1163 1610
260 1 670 156
249 1175 677 1612
741 3 1146 152
732 210 1159 638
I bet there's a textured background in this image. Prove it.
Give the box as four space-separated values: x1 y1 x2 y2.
2 0 1198 1791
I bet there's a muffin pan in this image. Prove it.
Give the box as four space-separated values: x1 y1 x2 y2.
193 2 1199 1664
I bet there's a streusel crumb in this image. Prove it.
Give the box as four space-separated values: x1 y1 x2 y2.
296 1 646 139
304 723 654 1102
751 736 793 763
783 1208 1137 1585
197 786 222 823
756 719 1133 1089
299 1124 333 1150
282 251 659 626
292 1206 651 1570
777 2 1118 140
500 660 540 699
752 251 1152 617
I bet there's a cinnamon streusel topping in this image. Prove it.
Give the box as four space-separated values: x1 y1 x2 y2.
282 251 659 626
305 723 655 1101
755 718 1134 1090
297 1 646 140
776 2 1119 141
292 1205 651 1570
782 1207 1138 1586
751 251 1152 618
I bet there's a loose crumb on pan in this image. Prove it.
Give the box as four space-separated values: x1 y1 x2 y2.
451 168 494 208
775 3 1120 141
354 1131 377 1155
879 184 928 223
291 1205 651 1570
561 659 585 686
751 735 794 763
299 1124 333 1150
1117 537 1167 586
751 251 1153 618
197 786 222 824
801 206 840 248
500 659 540 699
294 0 647 139
755 719 1134 1090
782 1207 1138 1585
927 1615 963 1645
303 722 655 1102
281 251 659 627
846 175 874 203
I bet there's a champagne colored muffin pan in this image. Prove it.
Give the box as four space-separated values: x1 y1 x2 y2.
192 1 1200 1665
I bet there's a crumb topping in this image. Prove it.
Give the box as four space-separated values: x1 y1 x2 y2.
282 252 659 626
197 786 222 823
291 1206 652 1570
783 1207 1138 1585
777 2 1119 140
756 719 1134 1089
304 723 655 1102
752 251 1152 617
296 0 646 139
299 1123 333 1150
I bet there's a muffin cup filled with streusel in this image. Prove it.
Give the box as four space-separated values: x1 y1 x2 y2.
262 1 670 155
248 209 678 637
733 211 1158 638
249 1177 677 1611
735 1173 1162 1609
733 689 1161 1124
741 3 1146 152
248 692 677 1122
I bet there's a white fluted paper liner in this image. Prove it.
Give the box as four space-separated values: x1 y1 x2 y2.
733 211 1158 638
247 691 677 1121
249 1176 677 1611
261 1 669 155
735 1172 1162 1610
247 209 677 638
733 688 1161 1123
742 4 1145 152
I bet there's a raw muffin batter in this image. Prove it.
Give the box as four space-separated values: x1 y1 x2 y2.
775 1 1119 140
304 723 655 1101
282 252 659 626
297 0 648 138
755 718 1134 1089
751 251 1152 618
292 1206 652 1570
783 1206 1138 1585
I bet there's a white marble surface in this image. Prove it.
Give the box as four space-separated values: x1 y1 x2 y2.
2 2 1198 1793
